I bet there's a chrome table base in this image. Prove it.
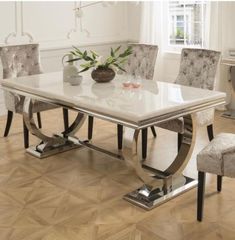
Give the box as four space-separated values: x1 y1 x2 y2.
26 138 81 158
22 96 198 210
124 175 197 210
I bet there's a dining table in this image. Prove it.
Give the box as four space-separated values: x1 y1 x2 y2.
0 71 226 210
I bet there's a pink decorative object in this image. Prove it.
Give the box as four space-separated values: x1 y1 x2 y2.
123 82 131 88
122 82 142 89
132 83 141 88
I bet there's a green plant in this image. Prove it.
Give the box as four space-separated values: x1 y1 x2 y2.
68 45 133 73
176 28 184 39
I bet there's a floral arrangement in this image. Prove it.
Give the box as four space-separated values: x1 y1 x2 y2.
68 45 133 73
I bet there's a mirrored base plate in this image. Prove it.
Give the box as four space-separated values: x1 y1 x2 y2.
26 141 81 158
123 175 197 210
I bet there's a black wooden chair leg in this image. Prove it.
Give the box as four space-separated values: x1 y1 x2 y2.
207 124 214 141
37 112 42 129
197 171 206 222
63 108 69 131
88 116 94 140
142 128 148 160
4 111 13 137
150 126 157 138
217 175 222 192
177 133 183 152
117 124 123 150
23 119 29 149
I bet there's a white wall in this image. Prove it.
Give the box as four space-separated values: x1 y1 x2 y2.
0 1 130 48
0 1 139 116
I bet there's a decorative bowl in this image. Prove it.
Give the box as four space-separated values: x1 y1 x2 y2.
91 67 115 83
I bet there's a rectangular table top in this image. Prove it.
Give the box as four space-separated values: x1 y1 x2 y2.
0 72 226 128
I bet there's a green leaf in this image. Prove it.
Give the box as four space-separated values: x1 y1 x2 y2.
90 50 98 56
80 62 92 68
84 56 93 61
72 46 83 55
70 51 77 55
118 47 133 58
114 46 121 53
90 50 98 59
113 63 126 72
67 57 81 62
106 56 114 63
79 67 90 73
111 47 114 57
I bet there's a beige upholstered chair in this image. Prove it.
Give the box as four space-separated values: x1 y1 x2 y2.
197 133 235 221
140 48 221 158
121 43 158 80
0 43 69 148
87 43 158 159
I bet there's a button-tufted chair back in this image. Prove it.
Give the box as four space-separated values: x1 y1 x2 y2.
175 48 221 90
124 43 158 80
0 43 48 113
0 43 42 79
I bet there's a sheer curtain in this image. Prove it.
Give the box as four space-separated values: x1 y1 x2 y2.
204 2 221 51
205 1 231 106
139 1 164 81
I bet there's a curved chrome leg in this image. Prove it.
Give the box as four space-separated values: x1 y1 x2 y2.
124 114 197 210
23 97 86 158
62 112 87 137
164 114 196 175
23 97 66 152
122 129 163 192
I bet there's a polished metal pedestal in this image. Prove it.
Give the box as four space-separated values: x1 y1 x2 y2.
124 175 197 210
26 138 81 158
23 97 87 159
22 96 197 210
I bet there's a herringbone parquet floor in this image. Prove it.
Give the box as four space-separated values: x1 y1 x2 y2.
0 109 235 240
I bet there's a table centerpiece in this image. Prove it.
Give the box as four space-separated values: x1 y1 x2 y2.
68 45 132 83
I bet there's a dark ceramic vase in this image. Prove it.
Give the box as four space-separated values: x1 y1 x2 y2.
91 67 115 83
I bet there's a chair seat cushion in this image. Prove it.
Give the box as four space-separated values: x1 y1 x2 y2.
197 133 235 177
14 94 57 113
4 91 57 113
156 118 184 134
156 109 214 134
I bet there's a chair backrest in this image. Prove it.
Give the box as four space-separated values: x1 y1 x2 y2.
0 43 42 79
175 48 221 90
124 43 158 80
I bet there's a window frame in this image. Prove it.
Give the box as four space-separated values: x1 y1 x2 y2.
163 0 207 53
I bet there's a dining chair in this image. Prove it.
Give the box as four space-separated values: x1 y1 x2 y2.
0 43 69 148
141 48 221 158
197 132 235 221
87 43 158 159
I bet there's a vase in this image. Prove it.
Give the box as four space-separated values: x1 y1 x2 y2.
91 67 115 83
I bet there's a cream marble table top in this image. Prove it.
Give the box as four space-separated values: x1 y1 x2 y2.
0 71 226 128
0 71 227 210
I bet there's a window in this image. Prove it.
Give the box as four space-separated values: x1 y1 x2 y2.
167 1 206 49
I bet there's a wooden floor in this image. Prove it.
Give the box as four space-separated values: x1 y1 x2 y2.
0 109 235 240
